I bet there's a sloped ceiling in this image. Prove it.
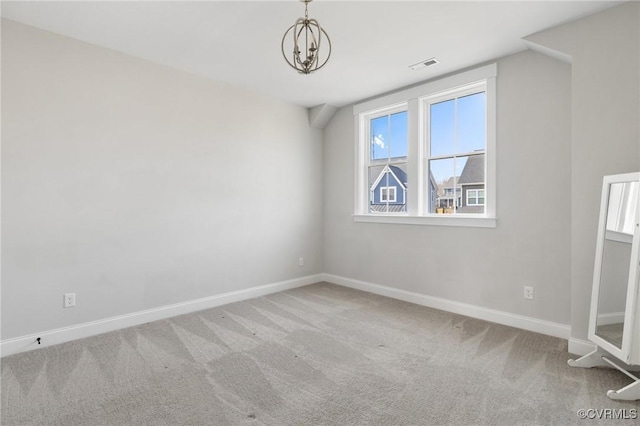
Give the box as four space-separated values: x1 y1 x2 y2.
1 1 624 108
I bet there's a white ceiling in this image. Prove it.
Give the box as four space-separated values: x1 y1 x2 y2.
1 1 624 108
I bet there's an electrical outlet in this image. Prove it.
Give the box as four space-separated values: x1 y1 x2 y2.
299 257 304 267
64 293 76 308
524 286 534 300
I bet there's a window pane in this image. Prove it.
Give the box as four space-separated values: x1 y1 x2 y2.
457 154 485 214
457 92 486 154
430 99 455 157
370 115 389 160
389 111 408 158
369 165 385 212
369 110 408 214
430 158 457 213
369 164 407 213
370 111 407 161
431 154 485 214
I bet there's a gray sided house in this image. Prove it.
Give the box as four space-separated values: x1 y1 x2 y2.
437 176 462 209
435 154 485 213
457 154 485 214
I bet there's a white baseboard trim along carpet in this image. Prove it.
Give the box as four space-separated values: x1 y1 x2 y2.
568 338 597 356
322 274 573 343
0 274 323 357
2 274 581 358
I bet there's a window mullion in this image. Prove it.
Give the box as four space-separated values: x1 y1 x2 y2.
384 171 389 212
429 151 483 161
407 98 420 215
386 115 391 212
356 115 368 215
485 76 497 218
453 97 459 214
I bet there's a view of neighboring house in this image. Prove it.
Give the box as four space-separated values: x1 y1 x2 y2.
371 154 485 214
436 176 462 211
457 154 485 214
435 154 485 214
369 163 407 212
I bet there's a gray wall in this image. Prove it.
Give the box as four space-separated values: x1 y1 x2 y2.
525 1 640 342
2 3 638 345
1 20 324 339
323 49 573 324
323 2 639 337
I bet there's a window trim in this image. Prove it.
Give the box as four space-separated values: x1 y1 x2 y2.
422 83 487 215
353 63 497 228
466 189 486 206
356 103 408 215
380 186 397 203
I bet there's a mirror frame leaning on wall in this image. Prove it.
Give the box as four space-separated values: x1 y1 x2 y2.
568 172 640 401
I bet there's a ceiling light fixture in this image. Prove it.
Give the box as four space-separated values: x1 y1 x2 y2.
282 0 331 75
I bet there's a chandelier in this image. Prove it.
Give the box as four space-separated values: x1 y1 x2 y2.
281 0 331 74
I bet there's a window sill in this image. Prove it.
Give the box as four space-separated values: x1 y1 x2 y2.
352 214 497 228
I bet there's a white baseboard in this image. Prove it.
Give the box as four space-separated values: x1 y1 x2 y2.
568 338 596 356
322 273 571 340
1 273 577 358
1 274 322 358
596 312 625 326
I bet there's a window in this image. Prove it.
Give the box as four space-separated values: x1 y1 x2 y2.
380 187 397 203
467 189 485 206
354 64 496 227
365 106 408 214
427 88 486 215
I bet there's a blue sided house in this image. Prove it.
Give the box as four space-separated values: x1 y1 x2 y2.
370 165 407 213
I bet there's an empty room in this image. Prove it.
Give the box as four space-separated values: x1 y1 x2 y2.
2 1 640 424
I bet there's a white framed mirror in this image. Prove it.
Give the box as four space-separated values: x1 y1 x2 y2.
569 172 640 401
589 174 640 361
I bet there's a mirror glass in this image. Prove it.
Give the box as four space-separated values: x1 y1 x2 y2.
595 181 639 349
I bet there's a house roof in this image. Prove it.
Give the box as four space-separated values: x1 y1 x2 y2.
440 176 458 189
389 166 407 185
369 163 407 189
458 154 485 185
370 204 407 213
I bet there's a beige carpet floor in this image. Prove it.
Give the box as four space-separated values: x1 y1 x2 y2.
1 282 639 425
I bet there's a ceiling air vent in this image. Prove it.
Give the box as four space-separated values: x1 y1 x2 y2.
409 57 439 70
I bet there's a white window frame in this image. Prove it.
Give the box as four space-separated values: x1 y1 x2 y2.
353 63 497 228
380 186 397 203
359 103 408 216
466 189 485 206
